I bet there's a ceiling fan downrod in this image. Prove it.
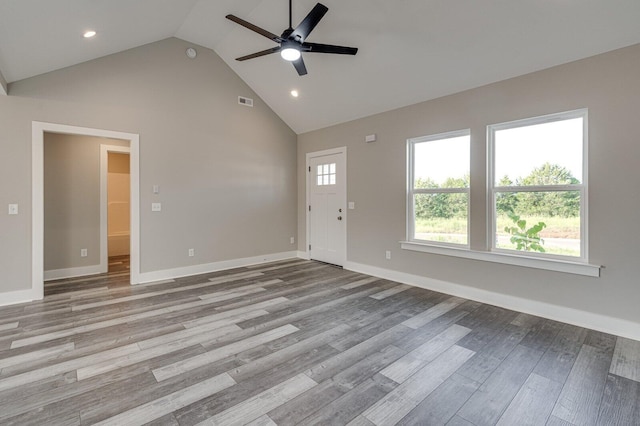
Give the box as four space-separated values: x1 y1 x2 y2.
289 0 293 30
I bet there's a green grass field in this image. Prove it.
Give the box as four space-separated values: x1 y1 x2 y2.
415 215 579 237
415 215 581 256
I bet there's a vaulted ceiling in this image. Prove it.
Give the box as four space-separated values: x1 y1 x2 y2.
1 0 640 133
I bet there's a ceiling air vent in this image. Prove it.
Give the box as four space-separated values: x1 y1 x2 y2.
238 96 253 107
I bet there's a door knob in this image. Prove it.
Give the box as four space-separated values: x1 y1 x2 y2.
337 216 342 221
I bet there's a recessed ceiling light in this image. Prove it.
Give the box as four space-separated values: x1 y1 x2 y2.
290 90 299 98
83 30 96 38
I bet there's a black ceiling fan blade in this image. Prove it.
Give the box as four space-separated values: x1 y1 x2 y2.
290 3 328 43
292 57 308 76
226 14 283 43
302 42 358 55
236 46 282 61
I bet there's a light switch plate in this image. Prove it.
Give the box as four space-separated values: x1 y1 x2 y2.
348 202 355 210
153 185 159 194
8 204 18 215
152 203 162 212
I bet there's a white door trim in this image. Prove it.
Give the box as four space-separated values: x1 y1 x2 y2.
305 146 347 264
100 145 131 274
32 121 141 300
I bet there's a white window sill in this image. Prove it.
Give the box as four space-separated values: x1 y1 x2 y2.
400 241 600 277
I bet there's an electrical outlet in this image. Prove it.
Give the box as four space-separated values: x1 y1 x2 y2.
385 250 391 260
81 249 88 257
290 237 295 244
8 204 18 215
188 248 195 257
152 203 162 212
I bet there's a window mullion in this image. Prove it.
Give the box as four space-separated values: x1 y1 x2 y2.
413 188 469 194
494 184 583 193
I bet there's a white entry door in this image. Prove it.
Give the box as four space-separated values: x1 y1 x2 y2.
308 150 346 266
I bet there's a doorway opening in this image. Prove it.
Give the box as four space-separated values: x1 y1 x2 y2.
103 147 131 275
32 122 140 301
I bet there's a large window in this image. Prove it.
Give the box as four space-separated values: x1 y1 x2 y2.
489 109 587 259
407 130 470 246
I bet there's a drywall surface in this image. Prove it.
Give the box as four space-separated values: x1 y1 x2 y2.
0 37 296 293
44 133 128 271
298 43 640 325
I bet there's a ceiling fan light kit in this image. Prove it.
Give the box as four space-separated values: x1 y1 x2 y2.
226 0 358 76
281 46 301 62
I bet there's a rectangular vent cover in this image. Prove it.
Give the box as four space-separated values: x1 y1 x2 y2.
238 96 254 107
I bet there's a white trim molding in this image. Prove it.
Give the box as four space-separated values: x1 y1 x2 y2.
296 251 310 260
32 121 141 302
0 68 7 95
0 289 37 307
44 265 105 281
343 260 638 342
137 251 298 284
401 241 600 277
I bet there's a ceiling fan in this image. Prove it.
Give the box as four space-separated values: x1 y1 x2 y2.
226 0 358 76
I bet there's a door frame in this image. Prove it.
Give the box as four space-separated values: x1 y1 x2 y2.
305 146 347 264
32 121 141 300
100 145 131 273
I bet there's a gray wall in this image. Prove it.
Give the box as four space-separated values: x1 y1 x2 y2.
0 37 297 293
44 133 128 271
297 43 640 325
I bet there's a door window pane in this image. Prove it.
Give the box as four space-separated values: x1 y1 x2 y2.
316 162 337 186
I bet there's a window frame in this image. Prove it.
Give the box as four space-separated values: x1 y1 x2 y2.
407 129 471 249
487 109 589 262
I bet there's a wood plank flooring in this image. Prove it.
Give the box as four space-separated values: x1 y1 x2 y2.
0 258 638 425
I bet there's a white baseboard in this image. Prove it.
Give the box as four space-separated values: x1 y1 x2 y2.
0 289 37 306
137 251 298 284
296 251 310 260
344 260 640 342
44 264 106 281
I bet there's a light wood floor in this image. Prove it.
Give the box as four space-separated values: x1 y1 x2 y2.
0 258 639 425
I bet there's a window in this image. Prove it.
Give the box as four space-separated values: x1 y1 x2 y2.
403 110 596 275
407 130 470 246
489 109 587 260
317 163 336 186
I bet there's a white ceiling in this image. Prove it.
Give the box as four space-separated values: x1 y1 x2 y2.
1 0 640 133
